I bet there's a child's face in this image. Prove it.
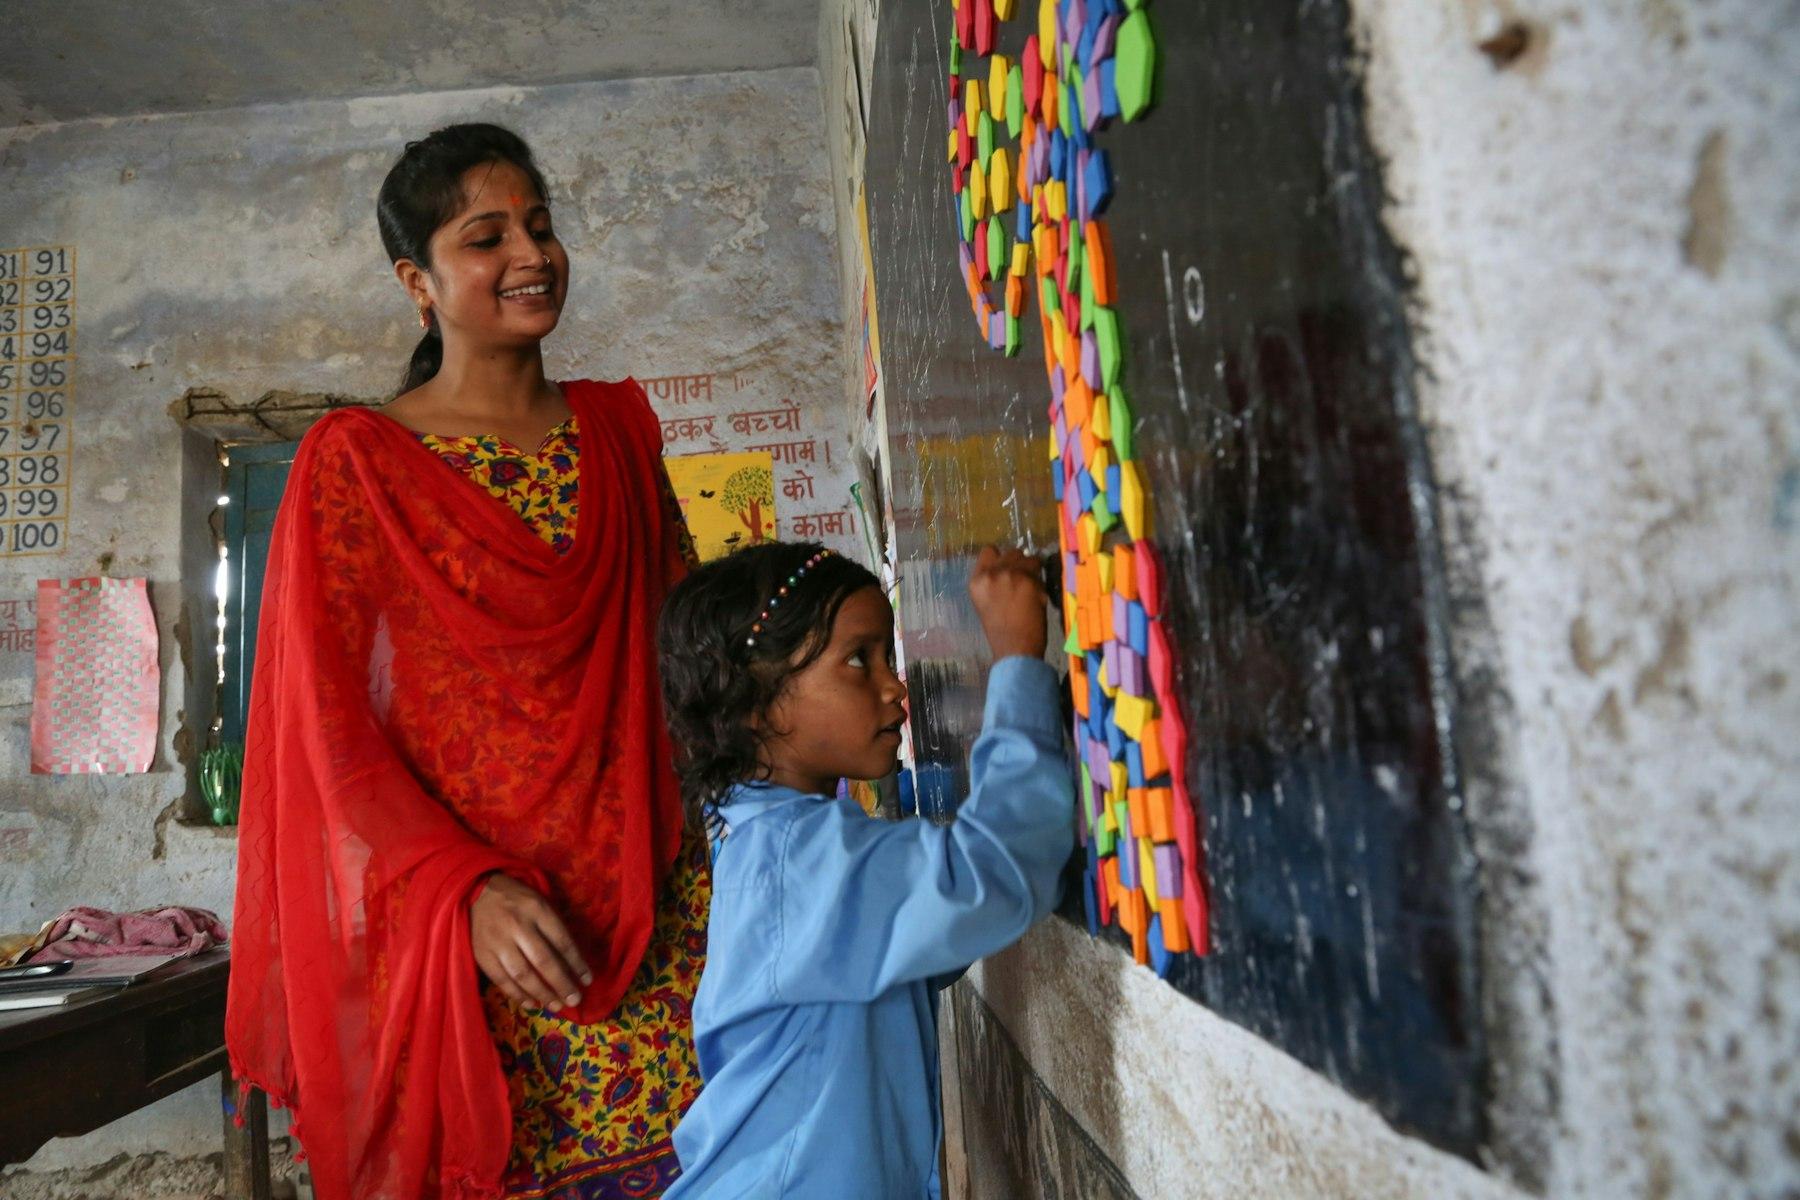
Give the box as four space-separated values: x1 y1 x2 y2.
759 585 909 795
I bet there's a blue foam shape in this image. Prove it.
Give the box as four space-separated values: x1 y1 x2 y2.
1149 914 1172 976
1049 129 1068 182
1089 675 1106 729
1015 195 1033 240
1067 108 1091 151
1082 869 1100 935
1077 9 1102 71
1117 836 1135 888
1100 58 1121 119
1077 469 1098 508
1106 718 1125 760
1127 740 1145 787
1052 467 1066 500
1084 149 1114 216
1098 0 1124 14
1106 463 1121 502
1128 601 1148 654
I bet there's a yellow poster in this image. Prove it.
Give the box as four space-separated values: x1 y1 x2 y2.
664 451 778 561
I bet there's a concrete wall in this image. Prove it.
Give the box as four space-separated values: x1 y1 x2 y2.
0 65 847 1175
821 0 1798 1197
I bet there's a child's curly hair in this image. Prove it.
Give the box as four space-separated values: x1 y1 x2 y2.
657 542 882 818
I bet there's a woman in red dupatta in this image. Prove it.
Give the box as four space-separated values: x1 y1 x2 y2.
227 124 704 1199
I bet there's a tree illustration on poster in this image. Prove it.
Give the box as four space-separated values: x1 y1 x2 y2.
721 464 776 544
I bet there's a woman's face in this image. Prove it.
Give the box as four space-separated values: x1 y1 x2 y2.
406 157 570 352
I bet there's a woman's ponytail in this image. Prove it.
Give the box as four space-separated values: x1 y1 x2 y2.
401 324 443 394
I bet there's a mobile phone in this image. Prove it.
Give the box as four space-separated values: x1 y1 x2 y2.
0 959 73 980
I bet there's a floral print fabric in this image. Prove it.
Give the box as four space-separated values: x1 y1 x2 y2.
421 417 708 1199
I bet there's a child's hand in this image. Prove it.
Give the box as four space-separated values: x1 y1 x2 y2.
969 545 1049 661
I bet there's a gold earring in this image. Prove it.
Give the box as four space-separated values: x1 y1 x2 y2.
418 305 431 330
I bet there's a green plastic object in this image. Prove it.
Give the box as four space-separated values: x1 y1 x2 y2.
1064 614 1082 654
978 111 995 170
200 742 244 826
1094 305 1123 388
950 37 963 75
1006 64 1025 138
1110 387 1135 460
986 216 1007 282
1092 491 1118 531
1005 314 1023 356
960 188 976 242
1116 10 1157 122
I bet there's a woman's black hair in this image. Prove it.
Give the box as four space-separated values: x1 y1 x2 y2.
376 123 551 394
658 542 883 818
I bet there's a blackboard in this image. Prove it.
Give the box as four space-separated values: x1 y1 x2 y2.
867 0 1488 1158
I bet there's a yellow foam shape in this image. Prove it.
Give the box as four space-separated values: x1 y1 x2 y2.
1037 0 1057 64
1114 692 1154 740
1110 761 1128 797
1044 179 1067 222
1096 549 1113 594
1010 241 1032 277
989 148 1014 213
988 55 1012 119
1078 512 1100 556
1091 388 1112 440
1102 799 1119 832
995 0 1018 17
1139 838 1160 908
969 163 990 220
1118 459 1148 541
964 81 983 136
1089 443 1110 487
948 130 958 163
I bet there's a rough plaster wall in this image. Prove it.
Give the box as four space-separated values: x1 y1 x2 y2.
0 65 845 1173
815 1 1798 1198
1354 2 1800 1196
0 0 821 126
817 0 880 450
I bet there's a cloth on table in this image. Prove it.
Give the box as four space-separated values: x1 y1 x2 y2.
6 905 227 966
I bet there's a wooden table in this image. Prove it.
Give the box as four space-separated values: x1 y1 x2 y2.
0 949 272 1198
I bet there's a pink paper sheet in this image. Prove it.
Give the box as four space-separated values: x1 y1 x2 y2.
31 577 159 774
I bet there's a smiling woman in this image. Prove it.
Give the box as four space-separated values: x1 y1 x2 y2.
225 124 707 1200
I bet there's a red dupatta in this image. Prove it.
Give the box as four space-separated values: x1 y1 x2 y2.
227 379 688 1200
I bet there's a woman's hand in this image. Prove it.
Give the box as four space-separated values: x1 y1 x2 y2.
969 545 1050 662
470 874 594 1011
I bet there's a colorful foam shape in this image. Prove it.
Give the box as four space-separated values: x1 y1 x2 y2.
989 146 1015 212
1084 220 1116 304
1154 843 1183 899
1145 787 1175 842
1127 598 1148 654
1109 386 1134 460
1082 148 1114 218
1113 690 1152 740
986 215 1006 279
1037 0 1058 62
1118 459 1147 540
988 55 1012 119
956 0 976 50
974 0 997 54
1115 9 1156 121
1007 64 1026 137
964 80 982 134
995 0 1019 18
1081 67 1105 133
1023 36 1044 112
978 111 995 169
1099 57 1121 120
1135 538 1163 615
1093 11 1122 62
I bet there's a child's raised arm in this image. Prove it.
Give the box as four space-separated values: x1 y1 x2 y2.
765 547 1074 1003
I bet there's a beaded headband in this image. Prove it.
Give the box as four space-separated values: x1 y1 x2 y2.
744 549 835 649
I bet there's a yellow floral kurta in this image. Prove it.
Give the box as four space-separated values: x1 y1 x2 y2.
420 417 707 1199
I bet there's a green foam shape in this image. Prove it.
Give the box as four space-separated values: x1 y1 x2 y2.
1006 64 1025 138
1064 615 1081 655
1080 263 1096 332
1110 387 1135 460
1041 273 1060 314
1116 10 1157 122
986 216 1006 281
1078 762 1094 837
978 111 995 170
960 188 975 242
1095 305 1122 388
1058 77 1075 139
1005 314 1022 356
950 38 963 75
1093 492 1118 531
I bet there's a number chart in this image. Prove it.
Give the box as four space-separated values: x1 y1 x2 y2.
0 246 73 557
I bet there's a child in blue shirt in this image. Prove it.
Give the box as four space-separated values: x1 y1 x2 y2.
657 541 1073 1199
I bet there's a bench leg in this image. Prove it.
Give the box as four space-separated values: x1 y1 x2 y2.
221 1067 272 1200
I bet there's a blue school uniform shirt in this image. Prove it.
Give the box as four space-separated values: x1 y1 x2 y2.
667 657 1073 1199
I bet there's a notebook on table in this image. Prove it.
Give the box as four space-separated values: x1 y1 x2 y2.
0 986 112 1012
